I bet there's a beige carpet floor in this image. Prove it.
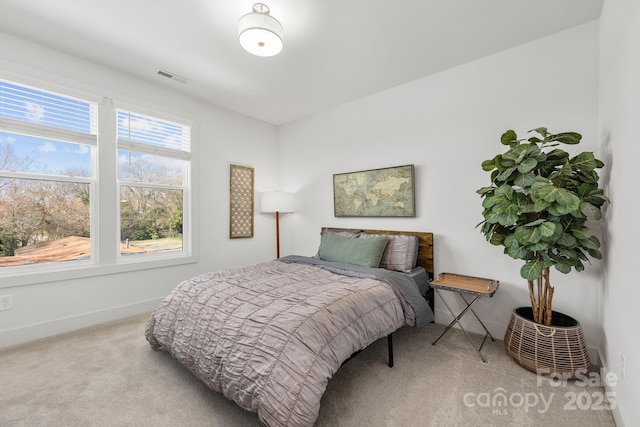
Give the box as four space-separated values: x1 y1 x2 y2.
0 313 616 427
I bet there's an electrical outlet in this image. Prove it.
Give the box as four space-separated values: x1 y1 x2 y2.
621 353 626 381
0 294 13 311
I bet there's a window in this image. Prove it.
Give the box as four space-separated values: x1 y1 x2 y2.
0 80 96 268
0 78 193 274
117 110 190 258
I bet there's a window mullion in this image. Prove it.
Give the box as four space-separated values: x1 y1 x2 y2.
96 98 118 265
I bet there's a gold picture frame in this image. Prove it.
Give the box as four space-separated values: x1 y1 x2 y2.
229 164 254 238
333 164 415 217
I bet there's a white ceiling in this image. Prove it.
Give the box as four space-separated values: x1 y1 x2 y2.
0 0 603 125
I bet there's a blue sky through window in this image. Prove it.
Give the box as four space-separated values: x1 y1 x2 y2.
0 132 91 175
0 80 94 175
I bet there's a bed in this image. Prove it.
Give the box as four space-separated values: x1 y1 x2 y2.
145 228 434 426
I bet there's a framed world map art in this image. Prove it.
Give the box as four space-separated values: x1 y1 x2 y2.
333 164 416 217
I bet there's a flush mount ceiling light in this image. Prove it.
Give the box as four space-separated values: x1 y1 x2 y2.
238 3 283 57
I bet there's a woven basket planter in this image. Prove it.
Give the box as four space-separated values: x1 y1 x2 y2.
504 307 590 378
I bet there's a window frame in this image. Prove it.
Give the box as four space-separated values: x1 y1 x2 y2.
115 107 192 263
0 77 196 288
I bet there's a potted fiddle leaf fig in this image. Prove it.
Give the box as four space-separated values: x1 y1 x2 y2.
477 127 608 376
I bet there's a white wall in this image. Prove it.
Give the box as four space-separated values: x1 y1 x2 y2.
599 0 640 425
278 22 603 355
0 33 279 347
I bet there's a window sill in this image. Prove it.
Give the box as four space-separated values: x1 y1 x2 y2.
0 254 198 288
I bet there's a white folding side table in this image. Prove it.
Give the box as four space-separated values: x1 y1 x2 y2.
429 272 499 363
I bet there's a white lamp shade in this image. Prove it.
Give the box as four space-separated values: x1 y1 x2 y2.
239 4 283 57
261 191 294 213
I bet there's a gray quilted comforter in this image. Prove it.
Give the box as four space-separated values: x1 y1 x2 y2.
145 257 431 426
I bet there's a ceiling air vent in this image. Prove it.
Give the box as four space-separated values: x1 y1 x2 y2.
157 70 190 84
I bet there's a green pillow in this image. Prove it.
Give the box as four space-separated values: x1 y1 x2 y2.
318 231 389 268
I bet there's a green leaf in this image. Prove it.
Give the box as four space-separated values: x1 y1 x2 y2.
557 232 578 248
575 247 589 262
476 186 495 196
557 163 574 177
482 195 506 209
541 252 555 267
514 226 533 244
494 184 514 198
572 228 590 240
555 263 572 274
539 221 557 237
578 183 598 197
554 189 580 211
545 149 570 162
515 225 541 244
501 130 518 145
500 156 517 167
529 241 550 252
517 158 537 173
521 261 543 280
497 213 519 226
504 203 520 215
542 220 563 242
547 204 564 216
579 236 601 250
558 247 579 260
570 152 597 171
548 132 582 145
520 203 538 213
514 172 536 188
550 252 575 266
514 192 528 205
529 227 542 243
532 200 551 212
489 233 505 246
532 183 559 203
507 245 529 259
481 159 496 171
483 210 502 224
580 201 602 220
528 127 549 138
496 167 516 182
586 248 603 259
552 201 578 215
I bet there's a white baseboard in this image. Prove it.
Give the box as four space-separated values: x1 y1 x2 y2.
0 298 163 349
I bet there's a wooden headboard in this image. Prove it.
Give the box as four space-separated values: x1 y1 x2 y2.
321 227 434 279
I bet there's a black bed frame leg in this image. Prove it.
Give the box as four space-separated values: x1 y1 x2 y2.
388 334 394 368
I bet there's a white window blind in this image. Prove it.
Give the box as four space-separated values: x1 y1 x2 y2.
0 79 97 146
116 110 190 159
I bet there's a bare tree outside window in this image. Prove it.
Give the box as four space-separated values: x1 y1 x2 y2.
117 110 190 257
